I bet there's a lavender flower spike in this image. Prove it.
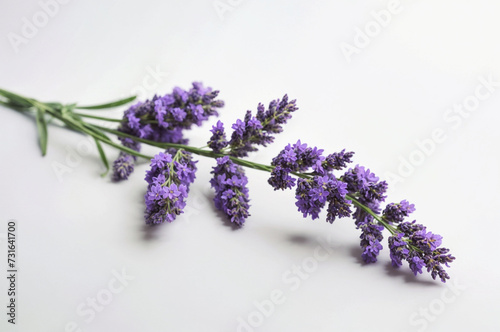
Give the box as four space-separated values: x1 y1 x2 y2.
226 95 298 157
144 149 197 224
210 156 250 226
112 152 135 181
390 221 455 282
113 82 223 181
342 165 388 263
269 141 353 222
207 120 228 153
383 200 416 224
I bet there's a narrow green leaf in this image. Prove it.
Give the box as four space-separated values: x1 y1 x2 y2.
94 138 110 177
0 88 33 108
35 109 48 156
75 96 136 110
0 100 31 112
44 102 64 110
74 113 122 122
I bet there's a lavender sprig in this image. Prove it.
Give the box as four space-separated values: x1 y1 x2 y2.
0 86 455 283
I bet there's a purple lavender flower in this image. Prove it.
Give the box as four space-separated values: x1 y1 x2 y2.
388 233 409 267
351 205 386 264
113 82 223 181
295 176 352 222
408 255 426 275
144 149 197 224
325 179 352 223
342 165 388 263
342 165 388 205
207 120 228 153
227 95 298 157
322 149 355 172
412 228 443 252
268 165 297 191
295 178 322 220
268 140 329 190
210 156 250 226
359 222 385 263
269 140 355 192
383 200 416 224
232 119 246 137
112 152 135 181
269 141 352 223
393 221 455 282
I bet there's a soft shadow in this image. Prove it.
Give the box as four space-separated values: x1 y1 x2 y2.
345 245 440 286
349 245 365 265
383 262 440 286
288 234 315 245
285 233 340 255
139 223 163 241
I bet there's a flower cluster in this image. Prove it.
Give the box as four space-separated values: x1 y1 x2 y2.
388 220 455 282
205 95 297 225
295 176 352 223
269 140 354 223
383 200 416 224
112 152 135 181
207 120 228 153
269 141 354 191
210 156 250 226
207 95 298 157
341 165 388 263
144 149 197 224
112 82 223 181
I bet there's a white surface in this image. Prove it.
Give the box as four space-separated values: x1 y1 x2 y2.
1 1 499 331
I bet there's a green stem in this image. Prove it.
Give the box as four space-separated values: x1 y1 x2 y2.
30 100 153 160
75 95 136 110
94 122 396 236
74 113 123 122
346 194 397 235
92 124 276 172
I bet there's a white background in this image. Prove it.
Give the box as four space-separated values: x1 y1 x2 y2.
1 1 499 331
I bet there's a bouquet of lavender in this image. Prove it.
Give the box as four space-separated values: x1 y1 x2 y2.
0 83 455 283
